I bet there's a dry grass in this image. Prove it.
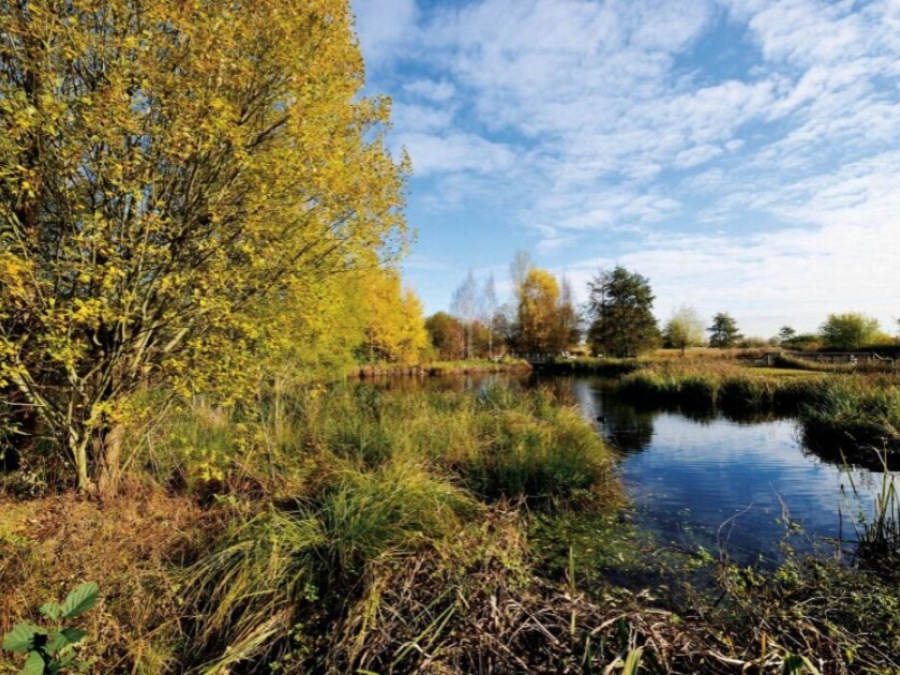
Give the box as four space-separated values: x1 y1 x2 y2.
0 485 218 673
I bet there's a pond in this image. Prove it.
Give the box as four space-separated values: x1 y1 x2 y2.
568 377 889 565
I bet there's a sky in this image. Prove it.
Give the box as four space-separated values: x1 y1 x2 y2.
351 0 900 339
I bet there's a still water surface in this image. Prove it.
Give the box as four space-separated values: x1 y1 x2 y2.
569 377 887 564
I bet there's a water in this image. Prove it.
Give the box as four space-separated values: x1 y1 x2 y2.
570 377 889 564
363 373 892 564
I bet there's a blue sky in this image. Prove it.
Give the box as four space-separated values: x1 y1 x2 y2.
351 0 900 338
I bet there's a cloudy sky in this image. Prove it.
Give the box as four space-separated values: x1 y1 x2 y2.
351 0 900 338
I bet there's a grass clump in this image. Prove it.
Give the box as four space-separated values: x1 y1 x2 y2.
798 379 900 461
184 460 478 672
460 398 617 506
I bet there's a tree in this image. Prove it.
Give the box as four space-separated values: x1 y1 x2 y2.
425 312 465 361
509 250 533 290
556 276 581 350
480 274 499 358
707 313 742 348
517 269 563 354
354 269 427 364
820 313 880 350
663 305 705 355
587 266 659 357
450 270 478 359
0 1 407 494
778 326 797 343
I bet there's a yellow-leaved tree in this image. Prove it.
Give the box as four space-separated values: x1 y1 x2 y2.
351 268 428 365
0 0 408 495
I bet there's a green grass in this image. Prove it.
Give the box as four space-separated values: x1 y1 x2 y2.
156 384 620 671
6 376 900 673
613 360 900 463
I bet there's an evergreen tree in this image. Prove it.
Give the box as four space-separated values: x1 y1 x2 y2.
587 267 659 357
707 313 742 348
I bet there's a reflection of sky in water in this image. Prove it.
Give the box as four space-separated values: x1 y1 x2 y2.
571 379 893 565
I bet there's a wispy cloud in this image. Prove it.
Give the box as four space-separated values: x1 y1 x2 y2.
352 0 900 334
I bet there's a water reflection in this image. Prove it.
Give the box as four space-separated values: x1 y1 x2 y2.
569 378 889 564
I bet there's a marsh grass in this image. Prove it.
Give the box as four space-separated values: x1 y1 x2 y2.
166 384 620 671
616 361 900 464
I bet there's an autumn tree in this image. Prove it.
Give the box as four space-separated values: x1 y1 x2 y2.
0 1 407 494
425 312 465 361
707 313 742 348
517 269 562 354
587 267 659 357
480 274 499 358
819 313 880 350
352 269 427 365
663 305 705 355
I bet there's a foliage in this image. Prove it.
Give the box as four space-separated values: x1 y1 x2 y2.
781 333 823 351
352 268 428 365
587 266 660 357
0 0 408 494
819 312 881 350
778 326 796 343
662 304 705 354
707 312 742 348
2 582 98 674
424 312 466 361
515 268 576 355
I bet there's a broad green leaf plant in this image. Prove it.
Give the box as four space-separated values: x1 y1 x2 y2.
2 582 98 674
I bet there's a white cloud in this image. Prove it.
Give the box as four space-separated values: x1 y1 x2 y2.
397 132 517 176
403 78 457 102
351 0 418 66
352 0 900 333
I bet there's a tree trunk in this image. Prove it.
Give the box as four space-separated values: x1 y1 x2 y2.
96 422 125 499
71 431 94 494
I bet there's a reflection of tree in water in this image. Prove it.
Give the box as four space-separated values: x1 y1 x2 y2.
800 427 900 472
588 384 656 454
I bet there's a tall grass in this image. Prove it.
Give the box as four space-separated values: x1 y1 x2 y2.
162 383 620 671
848 455 900 576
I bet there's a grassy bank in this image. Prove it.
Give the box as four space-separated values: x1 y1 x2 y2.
613 359 900 465
3 382 899 673
1 385 619 673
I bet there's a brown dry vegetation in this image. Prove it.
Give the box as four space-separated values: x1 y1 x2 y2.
0 486 217 672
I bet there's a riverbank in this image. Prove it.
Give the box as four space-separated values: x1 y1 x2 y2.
610 359 900 467
347 357 531 379
2 382 898 673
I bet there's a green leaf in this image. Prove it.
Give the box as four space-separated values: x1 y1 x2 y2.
59 583 98 620
21 651 45 675
59 628 87 646
38 603 61 621
2 623 46 653
622 647 644 675
45 631 69 655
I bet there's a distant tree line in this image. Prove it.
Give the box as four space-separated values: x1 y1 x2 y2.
427 255 900 360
